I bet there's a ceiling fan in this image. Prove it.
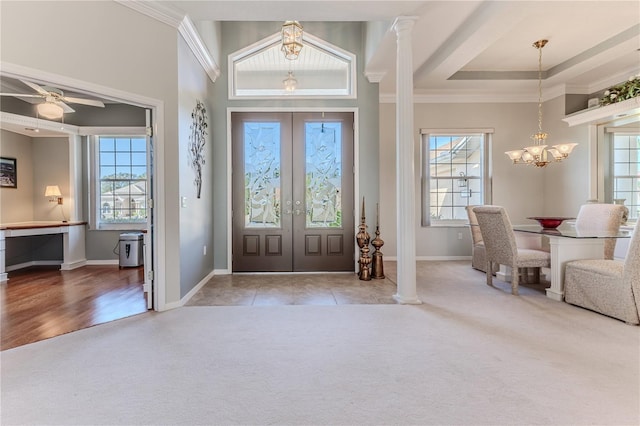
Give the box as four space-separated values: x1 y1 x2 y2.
0 79 105 119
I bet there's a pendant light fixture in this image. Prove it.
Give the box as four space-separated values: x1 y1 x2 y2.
283 71 297 92
505 39 577 167
281 20 303 60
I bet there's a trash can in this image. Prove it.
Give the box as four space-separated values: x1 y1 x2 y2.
119 232 144 268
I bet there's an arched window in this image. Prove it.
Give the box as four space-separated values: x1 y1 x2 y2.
229 32 356 99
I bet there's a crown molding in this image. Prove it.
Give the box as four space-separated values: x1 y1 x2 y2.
585 66 640 95
115 0 183 28
1 111 80 136
364 71 386 83
178 16 221 82
379 92 538 104
115 0 220 83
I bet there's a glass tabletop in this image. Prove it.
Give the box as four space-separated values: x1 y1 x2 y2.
512 224 632 239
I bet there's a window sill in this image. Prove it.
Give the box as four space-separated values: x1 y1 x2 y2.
427 222 469 228
94 223 147 231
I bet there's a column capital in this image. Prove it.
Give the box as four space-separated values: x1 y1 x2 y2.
391 16 419 34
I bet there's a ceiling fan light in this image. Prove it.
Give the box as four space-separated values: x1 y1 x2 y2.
37 102 64 119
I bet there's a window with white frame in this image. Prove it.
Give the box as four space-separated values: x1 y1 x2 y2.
611 132 639 221
421 130 491 226
92 135 148 229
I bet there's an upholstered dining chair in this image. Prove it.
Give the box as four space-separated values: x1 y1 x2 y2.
465 205 488 272
575 203 626 260
564 222 640 324
473 206 550 295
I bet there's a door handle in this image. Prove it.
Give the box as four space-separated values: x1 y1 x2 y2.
294 200 302 216
285 200 293 215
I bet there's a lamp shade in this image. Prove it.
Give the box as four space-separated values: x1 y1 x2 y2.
552 143 578 156
37 102 64 119
45 185 62 197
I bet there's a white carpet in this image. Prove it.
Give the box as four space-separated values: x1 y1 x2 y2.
2 262 639 425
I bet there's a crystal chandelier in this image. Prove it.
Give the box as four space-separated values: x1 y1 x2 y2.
505 39 577 168
281 21 303 60
283 71 297 92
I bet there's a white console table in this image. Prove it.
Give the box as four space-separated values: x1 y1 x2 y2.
0 221 87 282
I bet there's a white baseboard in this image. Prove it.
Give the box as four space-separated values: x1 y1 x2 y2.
61 259 87 270
86 260 119 265
385 256 472 261
214 268 231 275
179 270 216 307
6 260 61 272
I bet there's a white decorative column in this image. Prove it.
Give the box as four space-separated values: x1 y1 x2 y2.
392 17 421 304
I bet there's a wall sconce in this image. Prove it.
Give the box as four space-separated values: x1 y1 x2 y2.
45 185 67 222
45 185 63 204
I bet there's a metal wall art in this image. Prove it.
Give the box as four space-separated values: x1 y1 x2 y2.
188 100 208 198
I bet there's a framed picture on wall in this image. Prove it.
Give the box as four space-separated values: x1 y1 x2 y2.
0 157 17 188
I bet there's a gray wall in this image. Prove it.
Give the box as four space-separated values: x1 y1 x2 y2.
32 137 69 221
379 97 586 258
0 132 70 266
1 0 183 304
178 35 215 297
0 130 34 223
210 21 380 270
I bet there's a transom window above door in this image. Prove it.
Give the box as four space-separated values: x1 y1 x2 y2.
229 32 356 99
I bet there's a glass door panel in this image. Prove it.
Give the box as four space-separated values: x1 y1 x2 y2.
244 122 282 228
305 121 343 228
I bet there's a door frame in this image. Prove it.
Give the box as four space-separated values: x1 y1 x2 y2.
226 107 360 273
1 62 166 311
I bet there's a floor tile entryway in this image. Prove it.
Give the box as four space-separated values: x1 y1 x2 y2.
186 266 399 306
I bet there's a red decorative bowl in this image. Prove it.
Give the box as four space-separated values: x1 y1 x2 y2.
527 217 574 229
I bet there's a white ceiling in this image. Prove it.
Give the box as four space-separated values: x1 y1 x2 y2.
1 0 638 124
165 0 640 100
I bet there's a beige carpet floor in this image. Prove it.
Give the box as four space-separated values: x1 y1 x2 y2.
1 261 639 425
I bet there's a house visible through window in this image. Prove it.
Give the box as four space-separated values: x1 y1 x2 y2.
421 130 491 226
612 132 639 221
96 136 148 226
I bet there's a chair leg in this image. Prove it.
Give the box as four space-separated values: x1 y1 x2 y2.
511 267 519 295
486 262 493 286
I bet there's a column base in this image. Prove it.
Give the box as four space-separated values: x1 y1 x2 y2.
393 293 422 305
545 288 564 301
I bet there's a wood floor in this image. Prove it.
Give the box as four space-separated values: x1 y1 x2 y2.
2 262 400 351
0 265 147 351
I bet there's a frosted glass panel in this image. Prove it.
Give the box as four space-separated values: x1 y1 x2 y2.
244 122 281 228
305 122 342 228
